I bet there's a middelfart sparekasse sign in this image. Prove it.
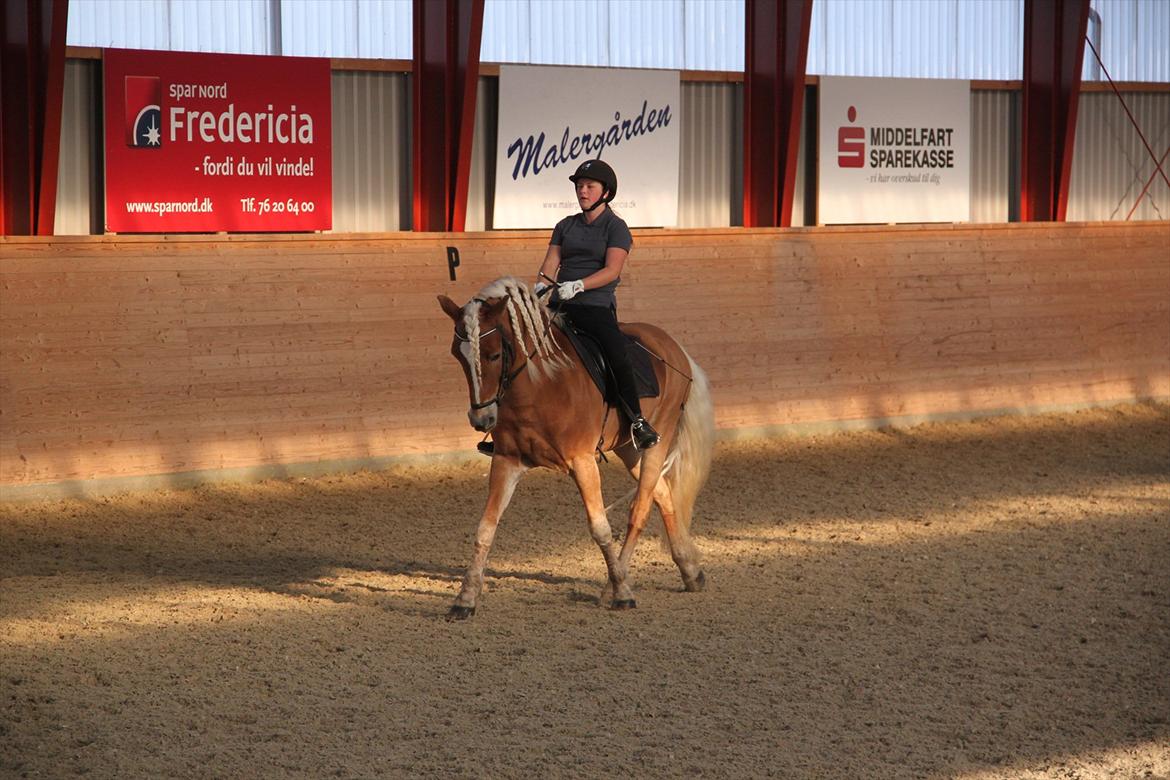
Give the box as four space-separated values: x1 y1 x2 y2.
819 76 970 224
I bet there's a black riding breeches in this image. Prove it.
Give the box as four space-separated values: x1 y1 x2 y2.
560 303 642 420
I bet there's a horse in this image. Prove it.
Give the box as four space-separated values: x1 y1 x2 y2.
437 276 715 620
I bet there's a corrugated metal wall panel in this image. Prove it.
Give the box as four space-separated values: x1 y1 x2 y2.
810 0 892 77
683 0 744 71
54 60 101 236
970 90 1017 224
1067 91 1170 222
68 0 171 49
957 0 1022 80
355 0 411 59
481 0 530 64
466 77 498 232
1086 0 1170 82
330 70 411 232
1134 0 1170 82
677 82 736 228
168 0 272 54
482 0 741 70
891 0 956 78
528 0 609 66
1088 0 1132 80
608 0 684 69
792 86 809 227
683 0 743 72
811 0 1024 79
280 0 358 58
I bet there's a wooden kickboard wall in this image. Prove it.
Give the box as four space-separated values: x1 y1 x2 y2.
2 222 1167 491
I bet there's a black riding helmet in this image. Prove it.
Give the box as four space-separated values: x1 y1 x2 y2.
569 159 617 211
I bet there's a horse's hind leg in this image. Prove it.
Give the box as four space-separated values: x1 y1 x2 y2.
568 455 634 607
610 444 670 607
616 443 704 593
651 481 705 592
448 455 526 620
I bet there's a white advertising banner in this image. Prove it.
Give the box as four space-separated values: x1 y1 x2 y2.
818 76 970 224
494 65 680 229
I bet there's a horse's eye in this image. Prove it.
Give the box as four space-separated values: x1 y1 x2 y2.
485 352 501 362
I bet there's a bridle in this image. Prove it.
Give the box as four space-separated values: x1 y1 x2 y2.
454 297 536 411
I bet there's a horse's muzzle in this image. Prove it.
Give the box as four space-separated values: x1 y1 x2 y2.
468 405 497 432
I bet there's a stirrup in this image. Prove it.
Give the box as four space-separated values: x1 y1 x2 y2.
476 440 494 456
630 417 660 450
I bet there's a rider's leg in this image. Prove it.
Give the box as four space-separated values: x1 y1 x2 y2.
562 304 660 449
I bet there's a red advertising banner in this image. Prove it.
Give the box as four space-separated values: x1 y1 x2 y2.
104 48 332 233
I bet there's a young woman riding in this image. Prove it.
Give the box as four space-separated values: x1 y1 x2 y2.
533 159 660 451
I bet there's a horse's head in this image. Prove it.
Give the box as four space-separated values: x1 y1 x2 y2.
438 292 511 431
439 277 567 433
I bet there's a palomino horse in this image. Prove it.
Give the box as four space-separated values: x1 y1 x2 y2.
437 277 715 619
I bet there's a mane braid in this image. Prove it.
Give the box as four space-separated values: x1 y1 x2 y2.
461 300 484 396
467 277 568 389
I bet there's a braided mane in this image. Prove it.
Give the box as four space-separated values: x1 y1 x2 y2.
461 277 568 395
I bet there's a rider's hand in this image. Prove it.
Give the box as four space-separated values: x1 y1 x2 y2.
534 281 550 296
557 280 585 301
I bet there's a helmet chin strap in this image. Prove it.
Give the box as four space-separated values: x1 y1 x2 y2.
582 191 610 213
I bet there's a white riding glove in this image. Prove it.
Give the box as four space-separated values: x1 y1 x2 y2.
534 281 550 296
557 280 585 301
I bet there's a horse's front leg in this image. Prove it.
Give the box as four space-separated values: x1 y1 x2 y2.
448 455 526 620
568 455 634 607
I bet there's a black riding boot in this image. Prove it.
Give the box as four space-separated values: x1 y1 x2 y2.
630 416 660 450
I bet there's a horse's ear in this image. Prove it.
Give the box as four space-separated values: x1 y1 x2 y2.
437 295 462 321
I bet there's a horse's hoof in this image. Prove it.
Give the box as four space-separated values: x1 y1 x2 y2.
684 571 707 592
611 599 637 610
447 605 476 621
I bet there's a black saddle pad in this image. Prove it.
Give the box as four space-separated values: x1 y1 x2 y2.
559 322 660 404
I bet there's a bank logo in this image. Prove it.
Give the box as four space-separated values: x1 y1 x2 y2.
837 105 864 168
125 75 162 148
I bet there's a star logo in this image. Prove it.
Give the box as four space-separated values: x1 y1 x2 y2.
144 118 161 146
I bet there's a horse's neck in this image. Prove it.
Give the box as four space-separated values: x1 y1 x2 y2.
496 326 596 425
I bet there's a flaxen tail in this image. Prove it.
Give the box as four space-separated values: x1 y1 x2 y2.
664 353 714 534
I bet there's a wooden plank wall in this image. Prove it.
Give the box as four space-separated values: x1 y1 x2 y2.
1 222 1167 492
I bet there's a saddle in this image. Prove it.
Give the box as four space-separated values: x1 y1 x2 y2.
558 321 660 409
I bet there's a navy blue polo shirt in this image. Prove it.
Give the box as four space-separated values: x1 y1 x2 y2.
550 208 633 308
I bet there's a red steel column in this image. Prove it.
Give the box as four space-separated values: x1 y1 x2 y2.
1021 0 1091 222
0 0 68 236
744 0 812 228
412 0 484 232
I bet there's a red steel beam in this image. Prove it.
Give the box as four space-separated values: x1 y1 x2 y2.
412 0 484 233
744 0 813 228
1 0 37 235
448 0 484 232
35 0 68 236
0 0 68 236
1021 0 1091 222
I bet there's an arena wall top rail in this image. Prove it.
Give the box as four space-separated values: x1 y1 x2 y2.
2 221 1167 500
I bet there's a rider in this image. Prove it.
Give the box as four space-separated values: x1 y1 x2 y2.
534 159 660 451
